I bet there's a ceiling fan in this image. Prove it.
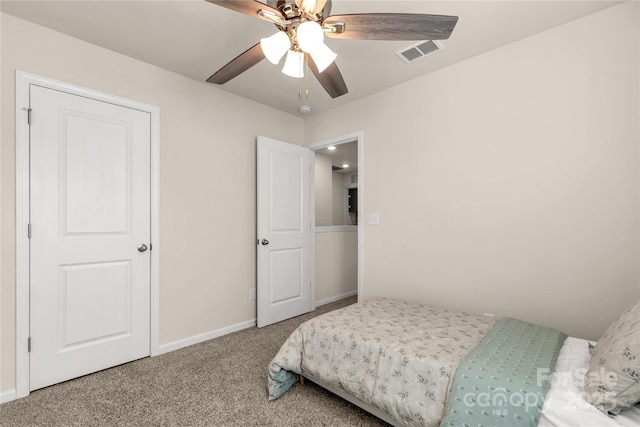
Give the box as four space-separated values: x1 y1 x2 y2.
205 0 458 99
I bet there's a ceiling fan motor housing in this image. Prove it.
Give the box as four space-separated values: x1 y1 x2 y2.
268 0 331 20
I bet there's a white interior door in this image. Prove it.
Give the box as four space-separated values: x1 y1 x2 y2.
29 85 151 390
257 136 314 328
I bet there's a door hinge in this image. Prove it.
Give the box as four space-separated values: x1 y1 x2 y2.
28 337 31 352
27 108 32 125
28 223 31 239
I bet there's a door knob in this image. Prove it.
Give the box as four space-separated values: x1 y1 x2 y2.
261 239 269 246
137 244 148 253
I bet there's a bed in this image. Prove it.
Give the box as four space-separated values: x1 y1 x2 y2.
268 298 640 427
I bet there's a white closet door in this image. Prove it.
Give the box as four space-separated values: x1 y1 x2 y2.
29 85 151 390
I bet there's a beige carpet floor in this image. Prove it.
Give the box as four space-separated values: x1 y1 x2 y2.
0 296 388 427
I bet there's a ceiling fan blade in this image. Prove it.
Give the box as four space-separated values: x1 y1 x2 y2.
307 55 348 99
205 0 284 21
323 13 458 40
207 43 265 85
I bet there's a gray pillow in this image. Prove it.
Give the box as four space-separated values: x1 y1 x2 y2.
584 302 640 415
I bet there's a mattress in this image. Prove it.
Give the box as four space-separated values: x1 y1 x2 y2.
268 298 496 427
269 299 640 426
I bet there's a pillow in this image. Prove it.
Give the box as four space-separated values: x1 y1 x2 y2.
584 302 640 415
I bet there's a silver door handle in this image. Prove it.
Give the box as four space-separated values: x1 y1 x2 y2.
261 239 269 246
137 244 148 252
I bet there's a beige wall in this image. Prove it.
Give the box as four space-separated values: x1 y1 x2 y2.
316 156 355 227
305 2 640 340
2 0 638 397
1 13 304 393
315 231 358 302
314 153 333 226
331 173 345 225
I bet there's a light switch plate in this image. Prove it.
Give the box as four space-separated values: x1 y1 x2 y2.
368 212 380 225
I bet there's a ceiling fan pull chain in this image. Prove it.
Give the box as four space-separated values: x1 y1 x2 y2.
297 65 303 101
305 58 310 99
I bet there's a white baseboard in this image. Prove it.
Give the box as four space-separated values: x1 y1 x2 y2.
317 290 357 307
1 389 17 404
156 293 355 355
157 292 357 355
155 319 256 355
1 319 257 402
3 299 354 402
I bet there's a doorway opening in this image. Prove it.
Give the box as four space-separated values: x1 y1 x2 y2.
307 131 363 304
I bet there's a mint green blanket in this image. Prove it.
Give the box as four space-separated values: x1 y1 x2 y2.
440 317 567 427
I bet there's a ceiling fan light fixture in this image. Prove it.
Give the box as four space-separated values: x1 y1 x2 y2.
310 43 337 73
296 21 324 53
296 0 318 14
260 31 291 64
282 49 305 78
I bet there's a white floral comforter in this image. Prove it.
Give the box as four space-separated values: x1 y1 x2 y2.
268 298 497 427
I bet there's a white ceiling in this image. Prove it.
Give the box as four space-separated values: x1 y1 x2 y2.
1 0 623 117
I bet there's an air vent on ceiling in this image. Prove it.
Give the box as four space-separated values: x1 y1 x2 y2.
332 165 342 171
396 40 444 64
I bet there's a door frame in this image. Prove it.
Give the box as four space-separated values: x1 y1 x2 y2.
15 71 161 399
306 130 364 301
